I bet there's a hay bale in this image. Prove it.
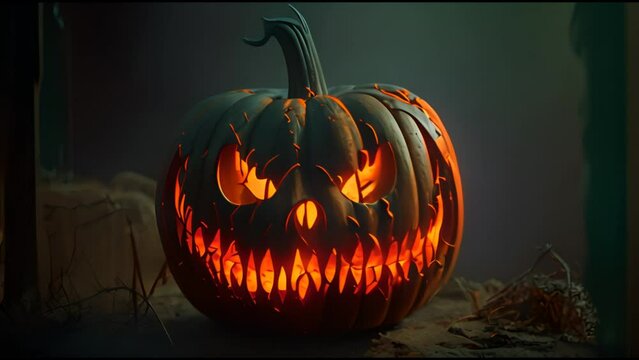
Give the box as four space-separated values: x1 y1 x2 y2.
38 172 166 315
110 171 157 200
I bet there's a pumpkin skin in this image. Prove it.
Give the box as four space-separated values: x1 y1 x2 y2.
156 6 463 333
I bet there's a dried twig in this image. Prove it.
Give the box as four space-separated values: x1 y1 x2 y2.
45 285 173 346
41 195 174 344
147 261 169 299
127 216 148 309
471 243 596 343
43 196 117 221
143 261 169 317
483 243 553 305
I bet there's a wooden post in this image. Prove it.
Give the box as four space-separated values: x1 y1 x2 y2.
39 3 70 177
0 6 6 304
1 3 42 316
571 3 627 356
626 3 639 357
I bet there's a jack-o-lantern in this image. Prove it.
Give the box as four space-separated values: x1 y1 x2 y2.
156 6 463 333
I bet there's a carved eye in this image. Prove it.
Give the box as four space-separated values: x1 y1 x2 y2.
216 144 278 205
339 142 396 203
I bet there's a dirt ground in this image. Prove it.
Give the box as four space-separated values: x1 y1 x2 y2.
1 276 599 358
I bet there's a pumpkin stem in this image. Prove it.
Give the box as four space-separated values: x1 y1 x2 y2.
243 4 328 99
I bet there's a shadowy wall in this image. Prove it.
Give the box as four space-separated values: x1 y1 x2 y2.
48 3 585 282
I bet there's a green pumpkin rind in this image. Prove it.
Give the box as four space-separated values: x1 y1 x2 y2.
156 6 463 333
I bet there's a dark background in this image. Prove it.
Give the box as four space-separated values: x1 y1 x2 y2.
45 2 585 282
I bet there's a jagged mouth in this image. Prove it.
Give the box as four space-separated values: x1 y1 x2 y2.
173 173 446 311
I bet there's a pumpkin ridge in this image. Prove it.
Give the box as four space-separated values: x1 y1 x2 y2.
183 95 274 220
157 7 463 334
177 91 252 157
242 98 302 187
388 108 434 236
199 93 275 187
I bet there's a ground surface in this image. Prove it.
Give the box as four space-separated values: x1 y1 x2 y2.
2 277 599 357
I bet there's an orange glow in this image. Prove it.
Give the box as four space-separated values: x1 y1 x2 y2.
176 216 448 307
305 86 316 97
338 255 350 294
278 266 288 302
386 241 399 280
291 249 305 291
295 200 319 229
298 274 310 300
174 175 181 218
365 234 384 294
185 205 192 230
184 207 193 253
229 123 242 146
325 249 337 283
194 227 205 257
167 85 464 317
364 122 379 145
216 145 254 205
233 260 244 287
427 193 444 254
223 241 243 287
340 174 359 202
379 87 412 105
208 230 222 277
398 234 412 280
350 241 364 287
307 253 322 291
346 216 360 228
340 142 396 203
411 228 425 273
425 239 435 266
216 145 278 205
381 198 394 219
247 251 258 299
184 229 449 305
245 166 276 200
260 249 275 295
174 143 455 306
295 205 304 227
306 202 318 228
379 88 463 273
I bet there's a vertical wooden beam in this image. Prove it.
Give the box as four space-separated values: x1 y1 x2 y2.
571 3 627 356
0 14 4 302
1 3 41 315
35 2 48 310
0 6 6 304
626 3 639 357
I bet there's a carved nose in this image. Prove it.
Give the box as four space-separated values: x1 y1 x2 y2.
295 200 318 229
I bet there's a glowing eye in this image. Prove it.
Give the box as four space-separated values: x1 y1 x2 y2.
340 142 396 203
216 145 278 205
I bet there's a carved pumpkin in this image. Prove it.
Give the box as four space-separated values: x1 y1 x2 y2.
156 6 464 333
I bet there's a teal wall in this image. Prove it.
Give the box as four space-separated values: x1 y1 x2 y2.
39 3 68 174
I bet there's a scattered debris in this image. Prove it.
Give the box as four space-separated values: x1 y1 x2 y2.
470 244 597 344
367 244 598 357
